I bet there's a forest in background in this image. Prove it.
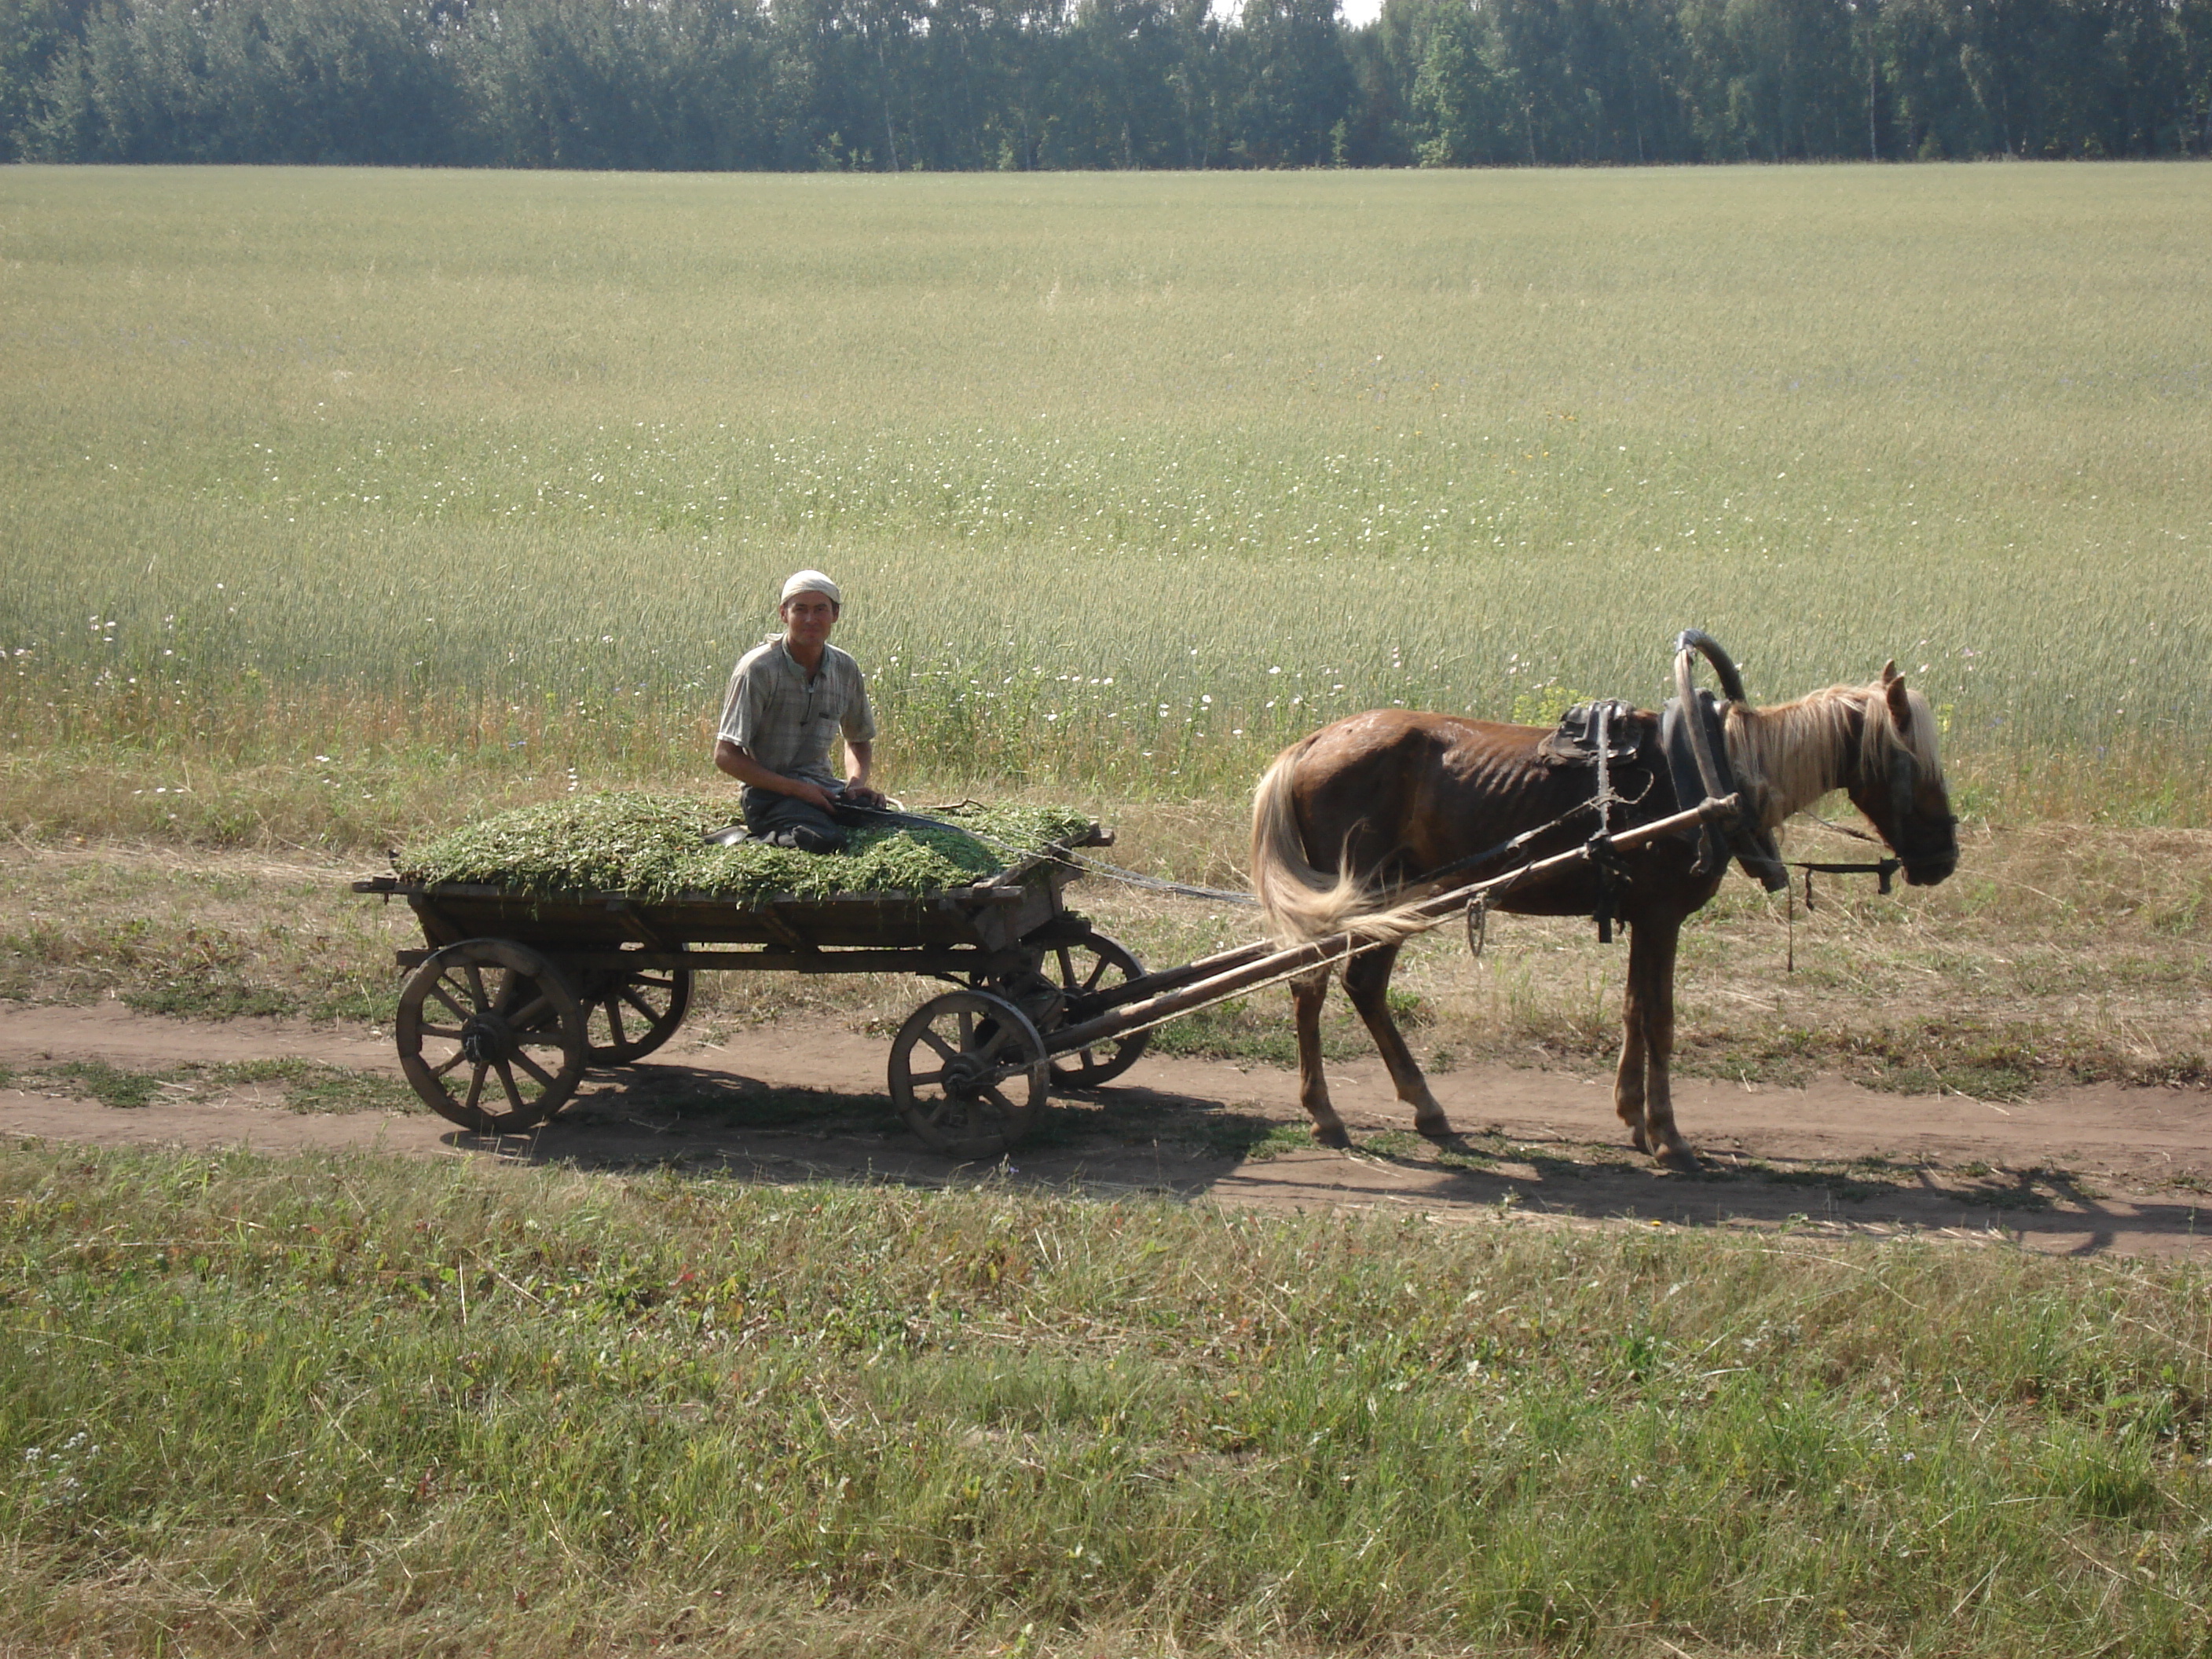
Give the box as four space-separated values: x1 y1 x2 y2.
2 0 2207 171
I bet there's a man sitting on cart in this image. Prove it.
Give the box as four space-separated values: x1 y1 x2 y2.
713 569 886 853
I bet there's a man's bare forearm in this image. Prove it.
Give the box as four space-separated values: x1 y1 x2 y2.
714 739 837 810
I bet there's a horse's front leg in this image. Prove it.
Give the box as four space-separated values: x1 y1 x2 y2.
1342 942 1452 1140
1289 966 1350 1148
1622 916 1695 1164
1613 965 1650 1155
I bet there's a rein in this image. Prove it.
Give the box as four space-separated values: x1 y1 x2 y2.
1782 801 1914 905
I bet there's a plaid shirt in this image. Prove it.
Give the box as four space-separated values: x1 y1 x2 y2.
716 636 876 787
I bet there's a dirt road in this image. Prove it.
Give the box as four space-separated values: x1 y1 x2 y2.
4 1000 2209 1258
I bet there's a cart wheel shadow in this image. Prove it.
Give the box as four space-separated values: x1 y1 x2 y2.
521 1062 900 1142
441 1062 1295 1177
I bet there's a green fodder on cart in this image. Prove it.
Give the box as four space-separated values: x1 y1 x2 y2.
394 792 1096 904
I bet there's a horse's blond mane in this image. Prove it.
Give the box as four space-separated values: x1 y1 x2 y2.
1723 681 1943 830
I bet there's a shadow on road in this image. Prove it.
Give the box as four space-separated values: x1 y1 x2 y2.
442 1061 2212 1258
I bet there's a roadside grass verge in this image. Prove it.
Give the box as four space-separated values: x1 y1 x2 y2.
1 1144 2208 1656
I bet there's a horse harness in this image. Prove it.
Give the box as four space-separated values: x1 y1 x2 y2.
1657 689 1789 892
1539 698 1646 941
1324 632 1921 958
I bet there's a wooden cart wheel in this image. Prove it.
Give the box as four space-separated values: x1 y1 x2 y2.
572 953 692 1066
1042 928 1152 1089
396 939 588 1133
888 990 1047 1159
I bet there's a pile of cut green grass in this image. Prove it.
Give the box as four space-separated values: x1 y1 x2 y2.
394 791 1095 903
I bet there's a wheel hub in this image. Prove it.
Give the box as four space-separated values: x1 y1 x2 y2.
941 1053 989 1097
460 1013 513 1066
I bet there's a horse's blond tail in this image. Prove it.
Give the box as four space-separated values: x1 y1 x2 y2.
1250 749 1430 949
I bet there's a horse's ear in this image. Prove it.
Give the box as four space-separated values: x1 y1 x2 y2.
1884 672 1913 734
1880 659 1899 687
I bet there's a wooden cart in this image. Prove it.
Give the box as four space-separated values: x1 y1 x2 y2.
353 826 1155 1158
358 795 1744 1159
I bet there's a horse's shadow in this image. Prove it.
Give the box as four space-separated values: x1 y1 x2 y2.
1344 1131 2211 1252
440 1066 2212 1253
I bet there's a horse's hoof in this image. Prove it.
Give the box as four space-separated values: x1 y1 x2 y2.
1311 1124 1353 1150
1628 1126 1651 1155
1654 1142 1701 1170
1415 1116 1456 1144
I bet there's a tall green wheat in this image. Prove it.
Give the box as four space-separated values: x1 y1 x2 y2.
5 165 2208 821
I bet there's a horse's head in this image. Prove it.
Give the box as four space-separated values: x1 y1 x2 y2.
1844 664 1958 886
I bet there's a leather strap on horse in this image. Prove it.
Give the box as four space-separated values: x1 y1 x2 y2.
1591 703 1621 942
1668 631 1790 893
1785 811 1903 905
1795 857 1903 906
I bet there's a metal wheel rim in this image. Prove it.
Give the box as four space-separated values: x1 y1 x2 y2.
888 990 1046 1159
395 939 588 1133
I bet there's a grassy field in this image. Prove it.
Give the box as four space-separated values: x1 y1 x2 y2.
6 164 2212 1658
3 1145 2210 1657
5 163 2211 841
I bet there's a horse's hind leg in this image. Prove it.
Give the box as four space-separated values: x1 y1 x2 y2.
1342 942 1452 1140
1290 966 1350 1148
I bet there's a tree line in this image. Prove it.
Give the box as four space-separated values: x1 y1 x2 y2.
3 0 2207 171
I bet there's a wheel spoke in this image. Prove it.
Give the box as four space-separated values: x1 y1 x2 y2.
980 1085 1014 1115
906 1066 949 1089
507 994 551 1030
431 1047 470 1078
918 1029 960 1064
463 964 489 1012
917 1096 958 1128
494 1060 526 1113
511 1049 555 1088
618 987 662 1023
463 1064 488 1113
428 980 472 1024
603 999 630 1048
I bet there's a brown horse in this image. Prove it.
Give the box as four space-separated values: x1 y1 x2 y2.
1249 662 1958 1162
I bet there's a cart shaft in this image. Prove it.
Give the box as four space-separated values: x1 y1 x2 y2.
1042 794 1743 1058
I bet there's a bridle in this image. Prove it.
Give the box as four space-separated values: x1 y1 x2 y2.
1786 723 1957 906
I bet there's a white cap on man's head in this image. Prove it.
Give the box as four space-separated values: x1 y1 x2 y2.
779 569 841 607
